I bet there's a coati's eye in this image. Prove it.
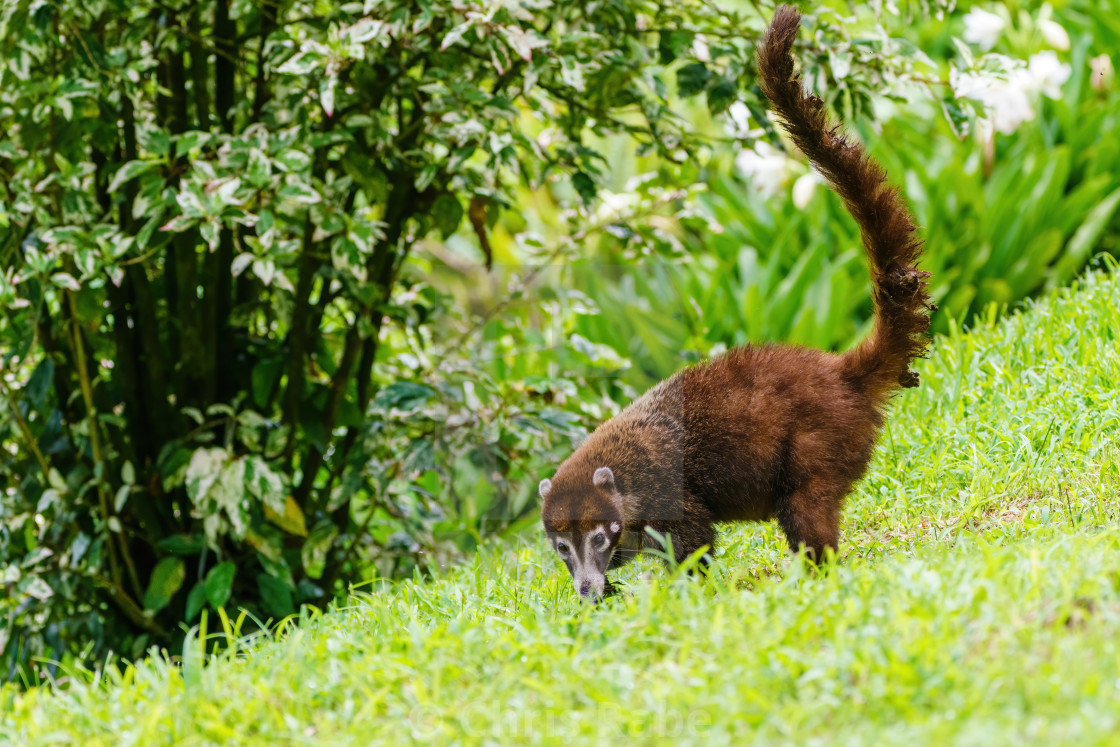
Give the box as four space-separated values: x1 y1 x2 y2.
556 542 570 555
592 533 606 549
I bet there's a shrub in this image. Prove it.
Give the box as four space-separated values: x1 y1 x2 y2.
0 1 944 680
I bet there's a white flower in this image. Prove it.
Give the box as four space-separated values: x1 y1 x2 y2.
963 8 1005 51
735 142 790 195
1038 19 1070 51
726 101 752 138
951 65 1034 134
950 69 990 101
792 172 824 209
1026 51 1071 99
988 77 1036 133
952 51 1069 135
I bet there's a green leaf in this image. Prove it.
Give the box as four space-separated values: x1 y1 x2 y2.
246 150 271 187
707 79 737 115
47 468 68 492
185 581 207 621
51 273 80 291
676 62 711 97
113 485 130 513
278 182 321 204
415 163 438 192
244 456 286 514
136 211 164 249
176 131 212 154
940 93 972 139
251 358 283 408
204 561 236 609
277 49 324 75
302 522 339 580
274 150 311 172
502 26 544 61
572 172 596 204
156 534 204 556
200 221 219 250
24 358 53 409
108 160 156 193
264 495 308 536
374 381 437 412
440 21 473 51
321 73 337 117
138 129 172 156
658 30 694 64
951 37 975 68
160 214 197 233
231 253 254 278
143 558 186 612
20 576 53 601
54 96 73 121
1049 186 1120 287
828 48 852 79
257 573 294 619
432 194 464 238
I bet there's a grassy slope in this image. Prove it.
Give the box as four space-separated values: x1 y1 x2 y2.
4 268 1120 746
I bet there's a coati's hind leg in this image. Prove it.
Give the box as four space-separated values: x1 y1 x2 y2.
775 478 844 564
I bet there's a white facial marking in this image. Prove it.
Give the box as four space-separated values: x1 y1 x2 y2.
569 524 608 600
610 521 621 534
582 524 606 565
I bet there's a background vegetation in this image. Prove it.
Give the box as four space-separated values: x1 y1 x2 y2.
1 0 1117 689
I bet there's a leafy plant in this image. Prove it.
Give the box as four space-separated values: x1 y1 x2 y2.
0 0 945 681
563 0 1120 385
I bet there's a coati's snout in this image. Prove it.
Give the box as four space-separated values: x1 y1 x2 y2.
539 467 624 601
546 521 621 601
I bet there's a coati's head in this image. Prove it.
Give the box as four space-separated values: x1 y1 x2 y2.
539 466 624 602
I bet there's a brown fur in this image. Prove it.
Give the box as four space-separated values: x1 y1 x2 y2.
540 5 934 594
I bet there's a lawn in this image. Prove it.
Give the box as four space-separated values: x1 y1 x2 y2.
3 265 1120 746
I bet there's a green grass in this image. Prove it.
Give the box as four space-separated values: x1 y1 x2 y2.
4 266 1120 746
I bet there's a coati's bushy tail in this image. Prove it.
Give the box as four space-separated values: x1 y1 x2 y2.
757 5 934 397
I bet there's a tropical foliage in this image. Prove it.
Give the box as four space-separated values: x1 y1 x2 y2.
2 0 1118 685
561 0 1120 385
0 0 948 679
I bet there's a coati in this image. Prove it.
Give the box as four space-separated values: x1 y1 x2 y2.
539 5 934 600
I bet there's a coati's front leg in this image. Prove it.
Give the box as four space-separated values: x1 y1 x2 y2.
600 500 715 597
644 496 716 570
608 531 644 570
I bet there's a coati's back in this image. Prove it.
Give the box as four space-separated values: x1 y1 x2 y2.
579 340 883 521
540 5 933 600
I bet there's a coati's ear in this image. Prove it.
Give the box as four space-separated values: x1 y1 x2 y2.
538 478 552 502
592 466 615 491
